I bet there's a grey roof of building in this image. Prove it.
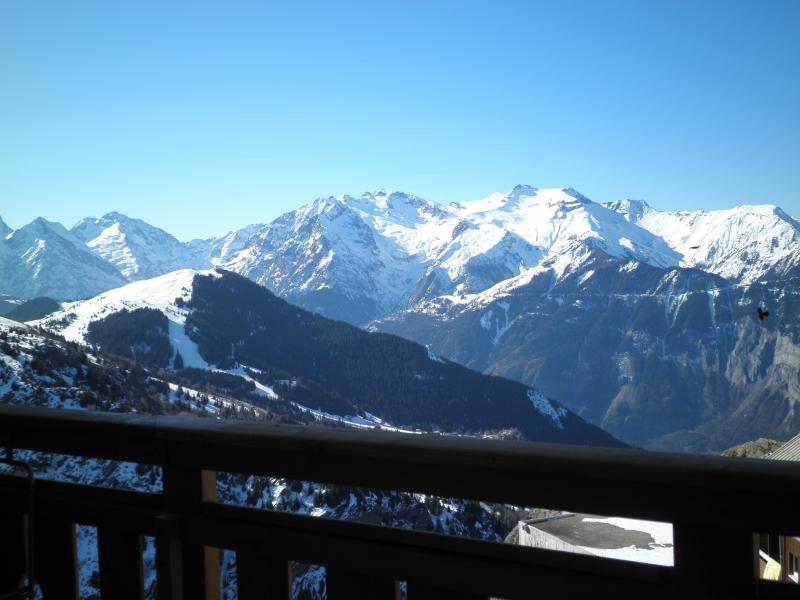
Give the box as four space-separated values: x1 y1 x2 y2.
767 433 800 462
527 514 657 550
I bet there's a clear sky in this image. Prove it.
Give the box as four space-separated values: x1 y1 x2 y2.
1 0 798 240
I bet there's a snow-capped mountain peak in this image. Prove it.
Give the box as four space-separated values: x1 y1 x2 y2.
71 212 199 281
605 200 800 282
11 217 79 244
450 187 679 271
602 198 653 221
0 217 128 301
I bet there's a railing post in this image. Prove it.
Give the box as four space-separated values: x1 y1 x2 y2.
0 503 26 593
326 570 399 600
98 528 144 600
34 515 78 600
673 524 758 599
161 466 220 600
236 544 292 600
406 582 487 599
155 515 184 600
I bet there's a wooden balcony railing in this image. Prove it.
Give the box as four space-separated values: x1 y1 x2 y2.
1 404 799 599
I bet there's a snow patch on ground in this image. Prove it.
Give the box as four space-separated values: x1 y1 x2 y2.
527 389 566 429
223 365 279 398
169 321 209 369
290 402 422 434
426 345 446 364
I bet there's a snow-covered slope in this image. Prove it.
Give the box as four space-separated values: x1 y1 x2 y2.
605 199 800 283
34 268 220 369
0 218 128 300
71 212 200 280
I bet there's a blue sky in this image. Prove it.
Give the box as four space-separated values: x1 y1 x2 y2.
1 0 798 240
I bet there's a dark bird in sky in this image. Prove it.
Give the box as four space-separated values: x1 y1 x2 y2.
689 245 701 250
757 307 770 321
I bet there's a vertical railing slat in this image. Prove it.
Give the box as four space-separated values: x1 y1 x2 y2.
326 569 398 600
236 545 292 600
98 528 144 600
161 465 220 600
0 505 26 593
406 582 487 599
34 515 78 600
673 524 758 599
155 515 185 600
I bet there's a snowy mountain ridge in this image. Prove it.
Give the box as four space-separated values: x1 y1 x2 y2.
71 212 201 280
0 217 128 300
1 186 797 325
604 199 800 283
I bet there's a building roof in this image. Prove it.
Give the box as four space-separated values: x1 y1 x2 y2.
520 513 674 566
767 433 800 462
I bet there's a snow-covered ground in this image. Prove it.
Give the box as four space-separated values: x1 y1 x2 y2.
577 517 674 566
518 513 674 567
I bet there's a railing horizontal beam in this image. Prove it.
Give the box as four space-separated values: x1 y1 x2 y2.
1 405 799 533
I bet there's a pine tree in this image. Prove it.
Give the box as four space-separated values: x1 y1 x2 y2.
173 351 184 370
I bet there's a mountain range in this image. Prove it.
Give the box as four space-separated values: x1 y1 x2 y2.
3 185 799 450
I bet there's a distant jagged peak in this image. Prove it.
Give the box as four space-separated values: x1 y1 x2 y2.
98 210 134 221
297 195 345 218
72 210 132 230
607 198 795 224
560 187 591 204
603 198 654 220
457 186 594 216
356 188 435 207
361 188 395 201
0 215 11 237
72 210 182 244
507 184 539 201
9 217 78 243
774 206 800 229
327 189 452 225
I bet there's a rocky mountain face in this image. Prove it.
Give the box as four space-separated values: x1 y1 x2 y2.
374 250 800 452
